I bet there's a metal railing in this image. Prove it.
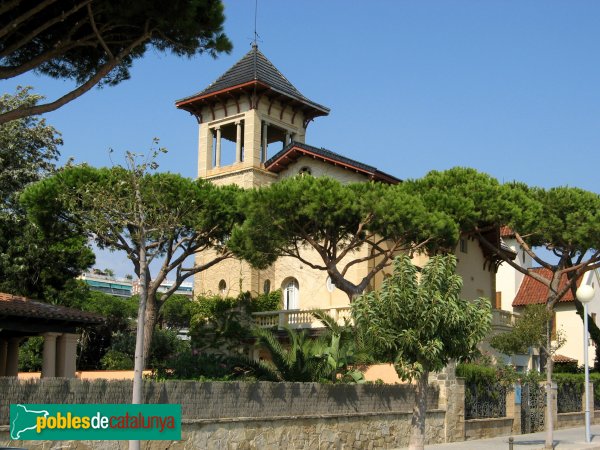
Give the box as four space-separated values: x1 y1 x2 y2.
464 382 507 419
557 382 583 413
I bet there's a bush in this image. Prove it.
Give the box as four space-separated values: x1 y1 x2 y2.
100 349 133 370
251 290 281 312
19 336 43 372
160 294 195 328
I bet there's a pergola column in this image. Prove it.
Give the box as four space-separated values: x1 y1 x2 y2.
6 337 22 377
56 333 78 378
41 332 60 378
235 121 243 163
215 127 222 168
0 339 7 376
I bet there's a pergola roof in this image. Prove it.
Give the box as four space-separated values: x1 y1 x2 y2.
0 292 104 336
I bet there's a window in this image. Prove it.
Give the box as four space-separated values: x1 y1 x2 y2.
263 279 271 294
283 278 299 310
298 166 312 176
495 292 502 309
218 279 227 295
326 276 335 293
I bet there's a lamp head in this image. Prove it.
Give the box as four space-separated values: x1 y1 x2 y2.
577 284 595 304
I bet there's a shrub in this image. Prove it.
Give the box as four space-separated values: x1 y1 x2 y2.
251 290 282 312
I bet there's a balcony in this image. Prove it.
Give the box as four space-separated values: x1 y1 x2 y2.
252 307 517 332
491 309 517 332
252 306 352 329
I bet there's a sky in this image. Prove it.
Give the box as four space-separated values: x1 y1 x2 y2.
3 1 599 275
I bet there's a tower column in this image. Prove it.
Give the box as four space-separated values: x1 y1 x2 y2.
236 121 243 163
215 127 222 168
261 122 269 162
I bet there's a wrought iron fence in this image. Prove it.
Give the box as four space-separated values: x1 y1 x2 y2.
594 382 600 410
521 382 545 434
464 381 507 419
557 382 582 413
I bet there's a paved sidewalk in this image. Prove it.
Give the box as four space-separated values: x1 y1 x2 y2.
395 425 600 449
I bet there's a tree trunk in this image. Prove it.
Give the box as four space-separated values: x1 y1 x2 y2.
142 294 157 366
544 303 555 450
409 370 429 450
130 243 147 450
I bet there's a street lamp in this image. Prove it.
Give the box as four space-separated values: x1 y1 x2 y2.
577 283 595 443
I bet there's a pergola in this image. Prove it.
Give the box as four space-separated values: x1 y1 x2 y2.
0 293 103 378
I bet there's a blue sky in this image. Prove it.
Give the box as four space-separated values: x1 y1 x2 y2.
3 1 599 275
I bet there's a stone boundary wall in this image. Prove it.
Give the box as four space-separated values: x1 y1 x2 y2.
0 378 439 424
1 411 448 449
464 417 514 441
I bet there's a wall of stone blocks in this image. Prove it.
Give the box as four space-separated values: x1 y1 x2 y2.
1 411 448 449
0 378 453 449
0 378 440 424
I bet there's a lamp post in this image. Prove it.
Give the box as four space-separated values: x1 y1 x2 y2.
577 284 595 443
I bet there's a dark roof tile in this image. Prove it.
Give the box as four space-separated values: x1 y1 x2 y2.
0 292 104 324
177 45 329 114
265 142 401 184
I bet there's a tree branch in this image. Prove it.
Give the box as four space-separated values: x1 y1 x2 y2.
0 0 59 40
0 28 151 124
0 0 91 58
87 1 113 59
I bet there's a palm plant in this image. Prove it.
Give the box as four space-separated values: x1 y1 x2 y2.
251 310 367 383
252 326 331 382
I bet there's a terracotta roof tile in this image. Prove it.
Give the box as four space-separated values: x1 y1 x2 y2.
512 268 581 307
500 226 515 237
553 354 578 363
0 292 104 324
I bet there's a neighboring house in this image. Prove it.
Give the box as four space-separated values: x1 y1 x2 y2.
495 227 600 368
0 292 103 377
176 45 506 330
79 272 133 297
79 272 194 299
131 279 194 299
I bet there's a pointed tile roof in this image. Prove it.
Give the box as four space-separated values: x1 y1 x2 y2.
176 45 329 119
512 267 582 306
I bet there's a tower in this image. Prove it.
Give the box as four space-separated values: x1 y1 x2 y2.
176 44 329 189
176 45 329 296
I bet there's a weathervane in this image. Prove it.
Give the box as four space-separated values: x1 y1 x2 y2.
252 0 261 48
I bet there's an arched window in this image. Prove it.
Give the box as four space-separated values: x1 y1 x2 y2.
218 279 227 295
298 166 312 176
282 278 299 310
263 279 271 294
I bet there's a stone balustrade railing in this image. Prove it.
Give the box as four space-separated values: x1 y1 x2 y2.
252 306 352 329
